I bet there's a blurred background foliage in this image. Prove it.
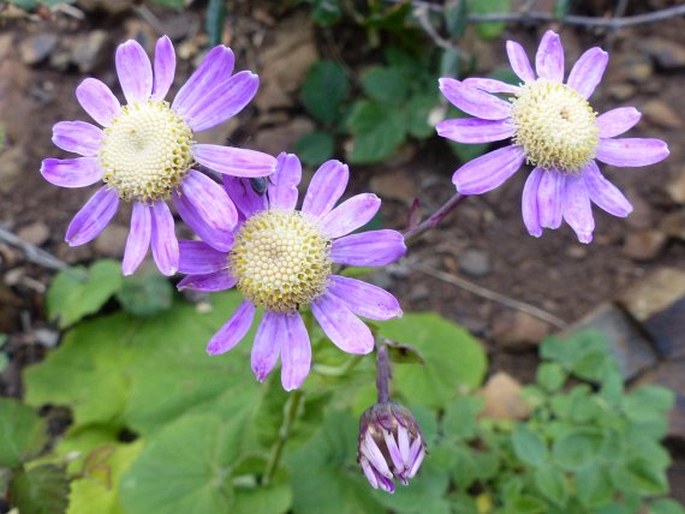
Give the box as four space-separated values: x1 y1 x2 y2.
0 260 680 513
0 0 682 512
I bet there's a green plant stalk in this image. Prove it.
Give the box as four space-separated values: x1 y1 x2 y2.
312 355 363 377
263 389 303 485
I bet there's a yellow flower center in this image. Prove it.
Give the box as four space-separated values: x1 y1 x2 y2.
229 209 332 312
510 79 599 173
99 100 193 202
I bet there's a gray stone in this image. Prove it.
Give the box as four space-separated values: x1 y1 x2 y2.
637 360 685 440
20 33 58 65
564 303 657 381
17 222 50 246
666 170 685 205
71 30 109 73
618 268 685 359
640 99 683 129
639 37 685 69
621 229 667 261
94 224 129 258
457 248 491 278
491 310 551 351
660 210 685 240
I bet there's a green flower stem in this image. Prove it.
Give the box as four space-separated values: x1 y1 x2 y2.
312 355 363 377
263 389 303 486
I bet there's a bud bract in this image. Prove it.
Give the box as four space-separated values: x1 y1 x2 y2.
357 402 426 493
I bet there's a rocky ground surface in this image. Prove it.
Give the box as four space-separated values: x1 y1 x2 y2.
1 0 685 502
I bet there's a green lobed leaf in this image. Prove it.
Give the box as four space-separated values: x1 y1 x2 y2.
649 499 685 514
300 61 349 124
9 464 69 514
361 66 409 105
116 268 173 317
444 0 468 38
120 413 292 514
67 441 143 514
346 99 407 164
378 312 487 408
205 0 226 47
552 427 604 471
148 0 184 8
512 424 548 467
466 0 511 39
304 0 342 25
536 362 566 393
533 465 568 507
574 464 613 508
0 398 47 468
442 396 483 441
46 260 122 329
285 410 384 514
295 131 335 166
406 92 439 139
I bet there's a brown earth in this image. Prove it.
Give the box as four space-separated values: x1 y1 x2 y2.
0 0 684 503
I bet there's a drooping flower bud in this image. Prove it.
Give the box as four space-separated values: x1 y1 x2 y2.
357 402 426 494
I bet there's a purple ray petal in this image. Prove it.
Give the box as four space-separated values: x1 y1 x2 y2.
462 77 520 94
302 159 349 218
319 193 380 239
596 107 641 138
436 118 516 144
311 292 374 354
182 71 259 132
51 121 103 156
408 444 425 478
361 433 393 478
537 169 565 229
397 426 410 464
280 312 311 391
327 275 402 320
178 240 228 274
192 144 277 178
40 157 104 188
595 138 670 167
452 145 525 194
566 47 608 99
506 40 535 83
360 458 380 489
75 78 121 127
535 30 564 83
521 167 544 237
150 201 179 276
331 230 406 267
223 176 268 219
438 78 512 120
251 311 283 382
582 160 633 217
122 202 151 276
383 430 405 472
268 152 301 210
207 301 256 355
152 35 176 100
174 170 237 251
172 45 235 116
65 186 119 246
177 270 237 292
562 175 595 244
115 39 153 104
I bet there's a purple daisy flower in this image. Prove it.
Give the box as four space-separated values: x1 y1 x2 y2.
177 152 406 390
41 36 277 275
437 29 670 243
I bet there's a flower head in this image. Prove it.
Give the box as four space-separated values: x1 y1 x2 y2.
41 36 277 275
177 152 406 390
437 30 670 243
358 402 426 493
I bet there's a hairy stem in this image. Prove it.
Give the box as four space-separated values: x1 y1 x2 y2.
376 343 391 404
263 389 303 485
403 192 465 244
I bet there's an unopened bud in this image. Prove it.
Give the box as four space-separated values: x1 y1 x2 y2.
357 402 426 494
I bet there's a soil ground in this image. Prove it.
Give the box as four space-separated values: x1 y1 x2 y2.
1 0 684 504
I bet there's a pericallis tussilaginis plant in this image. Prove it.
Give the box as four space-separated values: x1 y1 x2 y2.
5 22 676 514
